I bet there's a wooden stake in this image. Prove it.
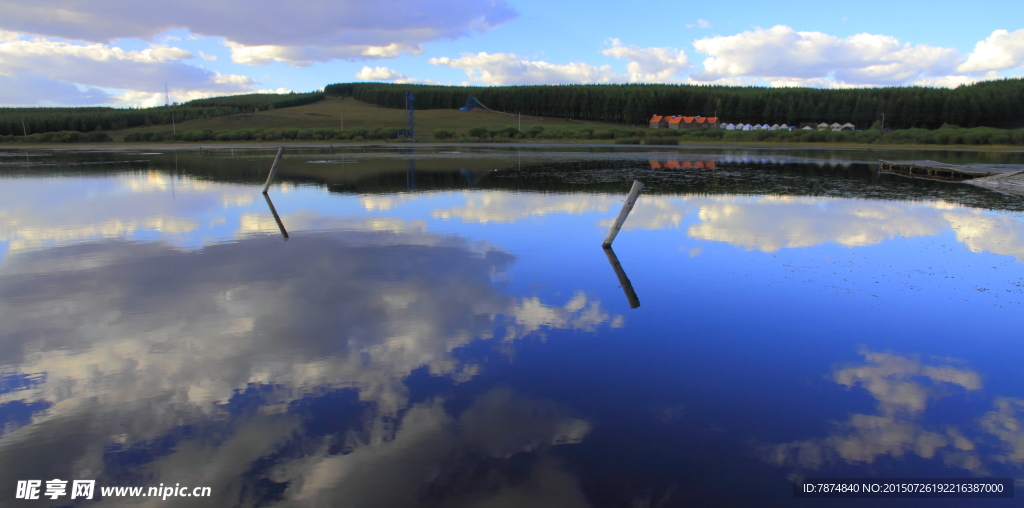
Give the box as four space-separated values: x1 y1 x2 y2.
262 147 285 194
602 180 644 247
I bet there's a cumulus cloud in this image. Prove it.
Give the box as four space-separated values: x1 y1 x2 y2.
0 0 517 66
430 52 625 86
691 25 963 86
429 39 692 85
601 38 689 82
958 28 1024 72
225 41 422 67
0 34 258 105
355 65 420 83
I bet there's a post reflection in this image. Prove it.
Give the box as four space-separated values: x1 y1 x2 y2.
603 246 640 308
263 193 289 239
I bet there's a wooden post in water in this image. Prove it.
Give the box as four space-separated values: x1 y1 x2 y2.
602 180 644 247
262 147 285 194
603 246 640 308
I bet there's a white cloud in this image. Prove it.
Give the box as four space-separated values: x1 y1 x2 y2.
430 52 625 85
197 50 217 61
352 65 435 85
146 44 193 60
356 65 410 81
425 28 1021 89
224 41 422 67
691 25 962 86
0 34 258 105
0 0 516 66
697 19 712 29
958 28 1024 72
601 38 689 82
911 75 990 88
430 39 693 85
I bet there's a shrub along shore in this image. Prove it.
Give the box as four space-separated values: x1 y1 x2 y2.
3 124 1024 147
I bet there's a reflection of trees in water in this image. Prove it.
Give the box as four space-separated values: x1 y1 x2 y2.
5 149 1022 211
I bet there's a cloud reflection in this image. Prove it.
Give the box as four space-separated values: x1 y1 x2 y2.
764 350 1023 475
290 387 590 507
424 192 1024 263
686 196 949 252
432 191 689 231
0 222 615 505
0 171 254 255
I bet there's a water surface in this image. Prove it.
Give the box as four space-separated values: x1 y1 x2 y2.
1 146 1023 507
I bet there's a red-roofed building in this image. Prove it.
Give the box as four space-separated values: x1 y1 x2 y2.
651 114 723 129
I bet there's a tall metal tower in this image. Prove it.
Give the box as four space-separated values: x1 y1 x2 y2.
405 92 415 139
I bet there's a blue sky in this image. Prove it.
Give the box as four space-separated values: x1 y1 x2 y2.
0 0 1022 107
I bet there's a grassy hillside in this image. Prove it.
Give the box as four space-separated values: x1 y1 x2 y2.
0 92 323 136
110 97 622 141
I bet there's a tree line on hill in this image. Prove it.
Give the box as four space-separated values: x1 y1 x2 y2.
0 92 324 136
325 79 1024 130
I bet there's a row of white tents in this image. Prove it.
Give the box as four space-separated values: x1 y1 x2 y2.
722 122 856 131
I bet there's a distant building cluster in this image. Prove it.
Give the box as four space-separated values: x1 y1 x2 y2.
649 115 720 129
651 115 856 132
722 123 795 131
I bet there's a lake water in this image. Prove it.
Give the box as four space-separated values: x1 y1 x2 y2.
1 146 1023 507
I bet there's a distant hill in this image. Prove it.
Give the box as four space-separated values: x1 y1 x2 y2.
325 79 1024 130
0 92 324 136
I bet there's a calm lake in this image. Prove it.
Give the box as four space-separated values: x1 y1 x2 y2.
1 146 1023 507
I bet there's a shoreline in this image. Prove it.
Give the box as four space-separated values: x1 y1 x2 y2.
3 140 1024 152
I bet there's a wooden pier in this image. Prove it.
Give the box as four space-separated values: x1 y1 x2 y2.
878 160 999 181
967 170 1024 198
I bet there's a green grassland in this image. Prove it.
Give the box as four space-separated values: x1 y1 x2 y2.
5 94 1024 149
111 96 620 141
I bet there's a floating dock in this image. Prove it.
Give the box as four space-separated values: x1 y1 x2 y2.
878 160 1002 181
879 159 1024 197
966 170 1024 198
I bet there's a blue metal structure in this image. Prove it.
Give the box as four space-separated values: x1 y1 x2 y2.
460 96 487 111
405 92 415 139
